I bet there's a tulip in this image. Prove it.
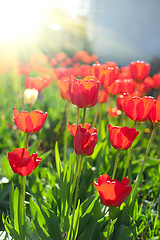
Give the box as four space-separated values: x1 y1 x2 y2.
91 61 105 85
94 174 132 207
79 65 91 78
118 65 132 79
107 78 136 95
8 148 42 176
116 94 125 110
108 124 139 150
143 76 154 92
69 76 99 108
57 77 70 100
107 108 121 118
130 60 150 82
91 61 119 87
25 76 51 93
123 94 154 121
148 96 160 124
153 73 160 89
74 126 97 156
24 88 38 105
13 107 48 133
103 66 119 90
67 123 91 137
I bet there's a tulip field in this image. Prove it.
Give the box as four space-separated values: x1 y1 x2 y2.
0 51 160 240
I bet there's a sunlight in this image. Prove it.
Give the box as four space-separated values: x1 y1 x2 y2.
0 0 52 42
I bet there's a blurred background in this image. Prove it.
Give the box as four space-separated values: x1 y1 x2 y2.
0 0 160 70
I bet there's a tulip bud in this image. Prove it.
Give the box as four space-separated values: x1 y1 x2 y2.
24 88 38 105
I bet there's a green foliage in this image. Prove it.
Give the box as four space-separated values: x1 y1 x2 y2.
0 74 160 239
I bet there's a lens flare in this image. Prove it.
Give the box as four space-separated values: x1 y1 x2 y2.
0 0 51 42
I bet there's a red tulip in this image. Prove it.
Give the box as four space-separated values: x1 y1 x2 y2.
119 65 132 79
108 124 139 150
123 94 154 121
72 51 95 64
116 94 126 110
94 174 132 207
143 76 154 91
103 66 119 90
148 96 160 123
91 61 105 85
50 58 57 67
8 148 42 176
153 73 160 89
107 108 121 118
67 123 91 137
55 52 67 61
91 61 119 87
57 77 71 100
107 79 136 95
105 61 118 68
25 76 51 93
74 126 97 156
79 65 91 78
136 82 148 96
69 76 99 108
130 61 150 82
13 107 48 133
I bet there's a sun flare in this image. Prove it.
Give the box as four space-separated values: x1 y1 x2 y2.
0 0 51 42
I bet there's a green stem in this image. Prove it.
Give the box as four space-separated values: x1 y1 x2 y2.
82 108 86 127
25 133 29 149
122 121 137 178
68 154 79 216
63 100 70 163
19 176 26 239
130 124 157 203
98 103 103 141
69 155 83 240
73 155 83 209
112 150 120 179
122 146 132 179
77 107 80 126
106 207 112 240
93 88 103 127
29 104 32 113
19 132 29 239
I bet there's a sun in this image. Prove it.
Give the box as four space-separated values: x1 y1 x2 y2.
0 0 52 42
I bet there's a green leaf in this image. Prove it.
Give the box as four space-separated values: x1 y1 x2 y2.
111 225 133 240
2 215 20 240
9 182 14 227
26 217 40 240
55 142 63 179
1 154 13 180
120 207 130 227
39 203 62 240
90 142 103 160
80 194 96 216
67 200 81 240
111 207 136 240
145 157 160 166
13 187 20 234
132 199 138 221
30 198 45 227
78 195 102 240
30 199 52 240
90 217 107 240
33 215 52 240
40 150 53 162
